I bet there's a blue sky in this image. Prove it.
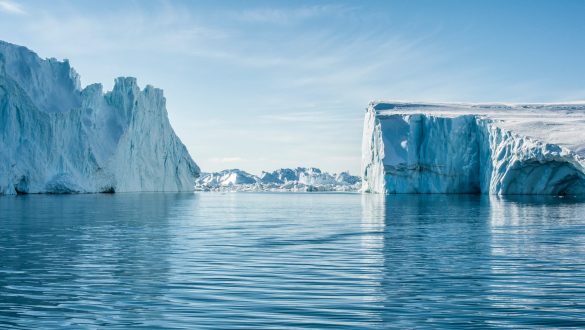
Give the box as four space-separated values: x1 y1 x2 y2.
1 0 584 174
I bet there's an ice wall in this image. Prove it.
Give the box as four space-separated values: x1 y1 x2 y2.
362 102 585 195
0 41 199 194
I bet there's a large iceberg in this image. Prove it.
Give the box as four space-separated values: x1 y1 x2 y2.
0 41 199 194
195 168 361 192
362 101 585 195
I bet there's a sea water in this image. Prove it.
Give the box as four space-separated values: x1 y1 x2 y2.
1 193 584 328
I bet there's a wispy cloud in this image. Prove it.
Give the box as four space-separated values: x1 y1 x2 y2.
21 4 227 58
0 0 25 15
237 5 350 24
210 157 244 163
260 111 358 123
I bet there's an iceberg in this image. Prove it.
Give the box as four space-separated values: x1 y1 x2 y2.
0 41 199 194
195 168 361 192
362 101 585 195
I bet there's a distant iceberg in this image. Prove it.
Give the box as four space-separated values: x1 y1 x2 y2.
362 101 585 195
195 168 361 192
0 41 199 194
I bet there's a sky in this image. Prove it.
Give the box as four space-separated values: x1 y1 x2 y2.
1 0 584 175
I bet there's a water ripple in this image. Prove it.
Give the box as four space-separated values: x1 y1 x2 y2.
0 193 584 328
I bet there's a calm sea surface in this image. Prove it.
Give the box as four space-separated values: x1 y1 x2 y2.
1 192 585 329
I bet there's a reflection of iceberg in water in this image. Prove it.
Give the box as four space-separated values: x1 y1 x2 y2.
486 195 585 324
361 194 386 250
359 194 386 307
489 195 585 255
367 195 499 327
0 193 193 327
358 194 585 327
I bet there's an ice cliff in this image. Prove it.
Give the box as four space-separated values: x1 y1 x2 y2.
195 168 361 192
362 101 585 195
0 41 199 194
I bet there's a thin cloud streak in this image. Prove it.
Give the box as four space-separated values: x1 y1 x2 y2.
236 4 351 24
210 157 244 163
0 0 25 14
259 111 359 123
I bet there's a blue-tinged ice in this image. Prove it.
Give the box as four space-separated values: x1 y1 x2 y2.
362 101 585 195
0 41 199 194
195 168 361 192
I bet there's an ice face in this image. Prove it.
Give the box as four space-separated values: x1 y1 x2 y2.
0 42 81 114
362 101 585 195
0 41 199 194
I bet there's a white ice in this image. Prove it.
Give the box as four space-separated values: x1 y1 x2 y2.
362 101 585 195
0 41 199 194
195 168 361 192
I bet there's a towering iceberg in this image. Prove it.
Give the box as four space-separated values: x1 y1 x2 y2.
0 41 199 194
362 101 585 195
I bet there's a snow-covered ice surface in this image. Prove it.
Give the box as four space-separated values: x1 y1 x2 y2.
195 168 361 192
362 101 585 195
0 41 199 194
